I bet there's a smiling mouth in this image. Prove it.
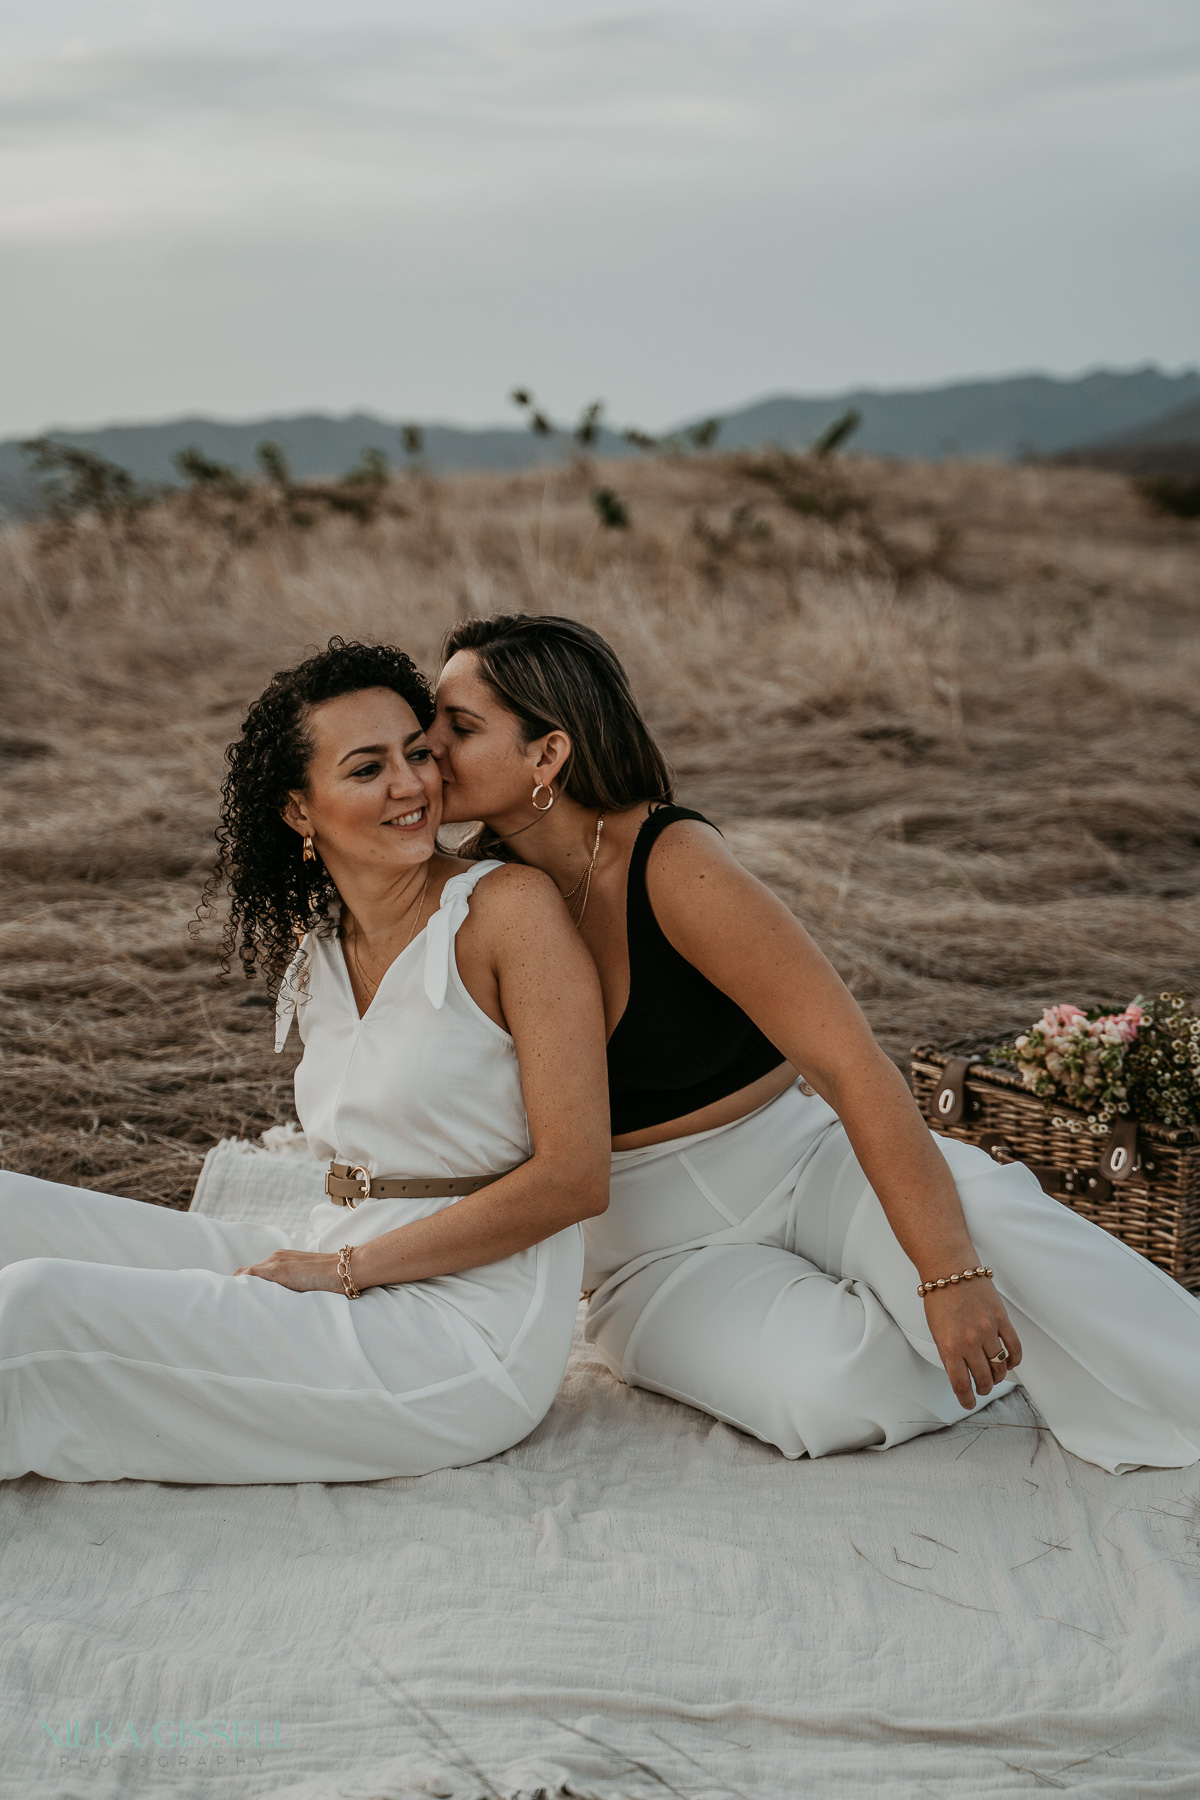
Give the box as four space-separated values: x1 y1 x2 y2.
384 808 426 828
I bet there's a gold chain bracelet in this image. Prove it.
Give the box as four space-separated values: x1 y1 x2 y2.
337 1244 361 1299
917 1264 993 1298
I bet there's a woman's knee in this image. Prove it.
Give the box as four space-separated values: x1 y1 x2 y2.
935 1137 1055 1241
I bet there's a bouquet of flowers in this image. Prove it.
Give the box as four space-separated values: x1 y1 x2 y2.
1001 992 1200 1134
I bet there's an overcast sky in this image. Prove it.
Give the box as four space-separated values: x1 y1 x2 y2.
2 0 1197 436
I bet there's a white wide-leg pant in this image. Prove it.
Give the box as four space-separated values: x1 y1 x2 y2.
583 1082 1200 1473
0 1172 583 1485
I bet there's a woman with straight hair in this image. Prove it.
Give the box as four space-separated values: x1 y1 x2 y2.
428 611 1200 1475
0 638 608 1484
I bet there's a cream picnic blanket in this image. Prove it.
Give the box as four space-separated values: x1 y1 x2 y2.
1 1135 1198 1798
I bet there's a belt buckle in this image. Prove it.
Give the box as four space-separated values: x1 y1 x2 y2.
347 1165 372 1207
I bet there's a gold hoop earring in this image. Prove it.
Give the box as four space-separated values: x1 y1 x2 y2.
302 835 316 862
531 782 555 814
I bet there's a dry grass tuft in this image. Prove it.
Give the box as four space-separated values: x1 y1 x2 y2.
2 450 1198 1205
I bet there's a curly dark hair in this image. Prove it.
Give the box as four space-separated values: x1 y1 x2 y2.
206 637 434 991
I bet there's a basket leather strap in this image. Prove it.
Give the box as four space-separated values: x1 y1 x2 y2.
324 1162 507 1207
931 1056 979 1127
1099 1118 1139 1183
976 1133 1113 1203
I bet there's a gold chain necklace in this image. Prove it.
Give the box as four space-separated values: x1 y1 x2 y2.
562 813 605 925
346 866 430 1000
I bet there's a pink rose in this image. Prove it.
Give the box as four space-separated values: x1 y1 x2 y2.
1117 1004 1143 1043
1043 1004 1085 1033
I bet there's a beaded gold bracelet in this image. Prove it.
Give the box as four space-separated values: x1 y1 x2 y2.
337 1244 361 1300
917 1264 993 1298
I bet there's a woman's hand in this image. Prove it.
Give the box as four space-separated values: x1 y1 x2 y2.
923 1279 1022 1409
233 1250 345 1294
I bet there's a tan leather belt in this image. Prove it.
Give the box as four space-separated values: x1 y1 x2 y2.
324 1161 505 1208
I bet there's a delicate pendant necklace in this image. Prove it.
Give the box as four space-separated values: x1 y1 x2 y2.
347 866 430 1001
562 813 605 925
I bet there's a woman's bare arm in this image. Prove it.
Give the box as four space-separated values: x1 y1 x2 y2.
644 821 1021 1408
237 867 610 1293
354 866 610 1284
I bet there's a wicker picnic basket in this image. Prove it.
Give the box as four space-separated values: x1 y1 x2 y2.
910 1043 1200 1290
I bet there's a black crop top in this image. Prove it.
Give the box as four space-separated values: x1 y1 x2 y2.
606 804 788 1135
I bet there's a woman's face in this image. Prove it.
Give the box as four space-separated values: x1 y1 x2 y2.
429 650 555 825
284 686 441 876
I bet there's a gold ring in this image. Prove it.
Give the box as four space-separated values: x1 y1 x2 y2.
989 1348 1009 1365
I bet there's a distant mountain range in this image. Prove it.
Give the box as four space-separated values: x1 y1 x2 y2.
1104 397 1200 446
696 368 1200 461
1056 397 1200 480
3 365 1198 516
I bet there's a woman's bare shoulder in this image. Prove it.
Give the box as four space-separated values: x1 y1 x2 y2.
434 852 556 898
644 815 741 882
466 860 570 930
644 815 786 943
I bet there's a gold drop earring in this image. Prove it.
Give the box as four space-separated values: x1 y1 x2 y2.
302 835 316 862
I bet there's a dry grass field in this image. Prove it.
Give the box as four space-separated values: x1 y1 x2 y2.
1 447 1198 1208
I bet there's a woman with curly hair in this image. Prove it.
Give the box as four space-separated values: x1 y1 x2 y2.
0 638 609 1484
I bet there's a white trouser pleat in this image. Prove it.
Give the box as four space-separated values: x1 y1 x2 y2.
585 1083 1200 1473
0 1172 582 1484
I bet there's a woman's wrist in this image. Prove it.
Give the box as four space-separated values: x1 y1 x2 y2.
914 1241 983 1287
917 1262 993 1299
335 1245 362 1298
338 1237 386 1292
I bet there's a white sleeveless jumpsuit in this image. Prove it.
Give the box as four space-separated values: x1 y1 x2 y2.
0 862 584 1484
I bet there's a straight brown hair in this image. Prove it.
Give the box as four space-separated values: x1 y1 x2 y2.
441 613 674 853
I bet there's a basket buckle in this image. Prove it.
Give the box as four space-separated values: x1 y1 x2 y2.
978 1132 1015 1164
1057 1164 1112 1203
1100 1120 1139 1184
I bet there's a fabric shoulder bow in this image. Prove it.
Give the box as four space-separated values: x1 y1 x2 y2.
422 861 502 1010
274 936 315 1052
